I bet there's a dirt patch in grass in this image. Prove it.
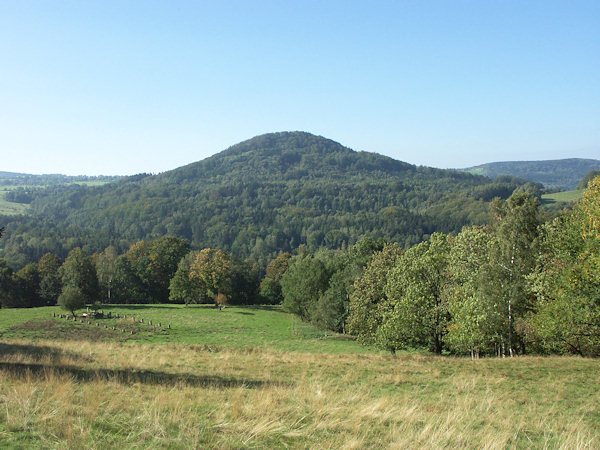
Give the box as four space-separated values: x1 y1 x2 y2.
0 318 132 341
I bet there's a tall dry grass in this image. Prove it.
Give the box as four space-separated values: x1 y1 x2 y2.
0 339 598 448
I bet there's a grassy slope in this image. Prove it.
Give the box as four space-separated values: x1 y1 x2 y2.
0 305 598 448
542 189 584 204
0 190 29 215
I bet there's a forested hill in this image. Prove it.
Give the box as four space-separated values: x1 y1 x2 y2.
464 158 600 190
1 132 531 267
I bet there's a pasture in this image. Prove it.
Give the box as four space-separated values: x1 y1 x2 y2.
0 305 598 448
0 189 29 216
542 189 585 204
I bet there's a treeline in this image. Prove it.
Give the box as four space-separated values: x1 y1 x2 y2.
275 177 600 357
0 236 261 310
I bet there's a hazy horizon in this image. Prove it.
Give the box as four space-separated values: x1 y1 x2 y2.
2 132 600 177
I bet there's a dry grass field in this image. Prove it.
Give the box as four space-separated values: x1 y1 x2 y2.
0 306 598 448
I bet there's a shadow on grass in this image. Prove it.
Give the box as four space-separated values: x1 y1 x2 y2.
0 361 290 390
245 305 283 312
0 342 90 362
234 312 255 316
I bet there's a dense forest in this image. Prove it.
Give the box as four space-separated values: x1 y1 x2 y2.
1 175 598 357
464 158 600 191
0 132 535 268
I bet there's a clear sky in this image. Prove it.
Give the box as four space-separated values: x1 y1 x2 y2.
1 1 598 175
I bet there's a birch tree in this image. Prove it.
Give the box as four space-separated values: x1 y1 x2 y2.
487 192 540 356
96 246 118 302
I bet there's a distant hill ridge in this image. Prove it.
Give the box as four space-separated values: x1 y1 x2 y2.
1 132 530 267
463 158 600 190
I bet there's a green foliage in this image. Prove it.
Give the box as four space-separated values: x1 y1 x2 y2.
526 175 600 356
37 252 62 305
57 285 86 316
312 238 385 332
228 257 260 305
13 263 42 308
0 259 19 308
487 192 541 355
0 259 44 308
145 236 191 302
102 237 192 304
259 252 292 304
124 240 150 299
60 247 100 304
95 246 117 302
576 169 600 190
190 248 232 303
258 277 281 305
111 254 147 303
347 243 403 344
379 233 452 354
0 258 14 305
169 251 207 305
281 254 331 321
445 227 504 355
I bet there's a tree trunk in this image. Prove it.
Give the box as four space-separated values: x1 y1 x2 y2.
434 333 443 354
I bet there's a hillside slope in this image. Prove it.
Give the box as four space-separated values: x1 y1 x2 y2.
464 158 600 190
1 132 528 267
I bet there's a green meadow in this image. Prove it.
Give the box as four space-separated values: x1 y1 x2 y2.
0 305 598 448
0 189 29 215
542 189 585 204
0 304 369 354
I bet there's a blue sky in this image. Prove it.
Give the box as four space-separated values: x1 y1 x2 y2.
1 1 598 175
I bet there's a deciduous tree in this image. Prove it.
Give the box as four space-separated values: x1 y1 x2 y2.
347 243 403 344
487 191 540 356
280 254 330 321
58 285 86 316
190 248 232 304
527 176 600 356
379 233 452 354
146 236 190 302
169 251 208 305
60 247 100 305
446 226 503 357
96 246 118 302
37 252 62 305
259 252 292 304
